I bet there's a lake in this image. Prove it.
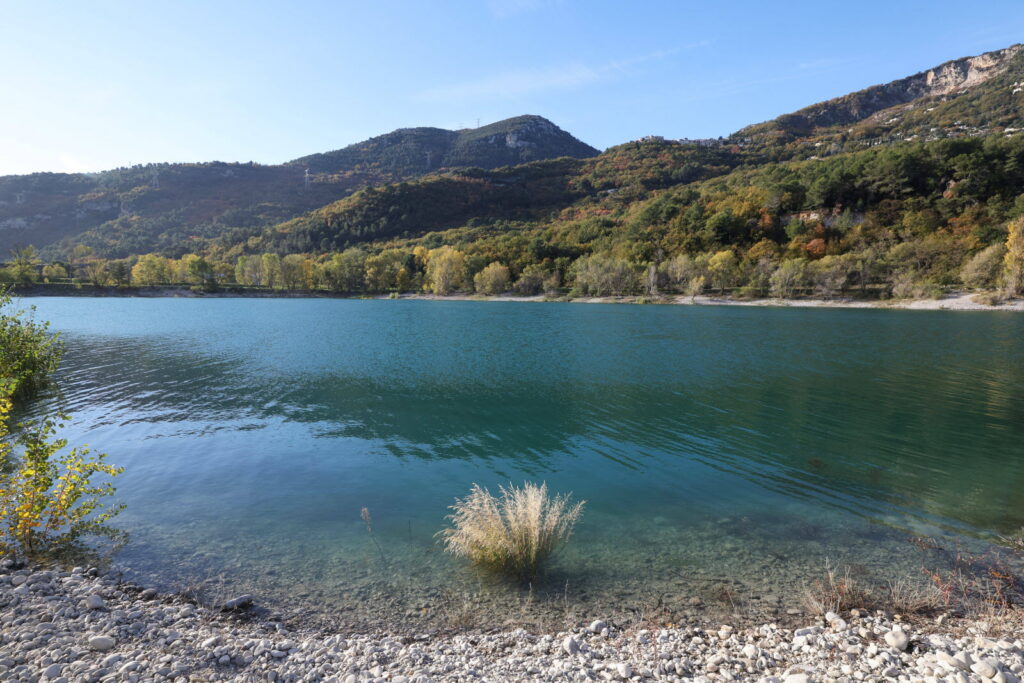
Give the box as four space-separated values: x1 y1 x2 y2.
18 297 1024 630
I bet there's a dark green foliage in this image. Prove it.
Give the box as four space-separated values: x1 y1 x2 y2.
0 288 63 400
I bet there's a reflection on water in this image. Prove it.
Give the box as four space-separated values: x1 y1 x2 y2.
18 297 1024 629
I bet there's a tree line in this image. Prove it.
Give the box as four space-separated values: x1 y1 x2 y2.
4 218 1024 300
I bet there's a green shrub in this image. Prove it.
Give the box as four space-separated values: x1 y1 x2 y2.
0 288 63 400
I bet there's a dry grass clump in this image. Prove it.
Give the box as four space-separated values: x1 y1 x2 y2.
801 561 872 615
884 578 943 615
438 482 584 580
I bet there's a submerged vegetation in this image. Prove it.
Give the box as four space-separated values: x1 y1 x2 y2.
0 288 124 560
438 482 584 581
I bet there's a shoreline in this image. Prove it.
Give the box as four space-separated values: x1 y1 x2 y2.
3 560 1023 682
10 285 1024 312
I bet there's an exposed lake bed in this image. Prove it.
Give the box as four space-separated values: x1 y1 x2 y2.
15 297 1024 634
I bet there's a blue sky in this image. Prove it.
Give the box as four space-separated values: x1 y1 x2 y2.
2 0 1023 175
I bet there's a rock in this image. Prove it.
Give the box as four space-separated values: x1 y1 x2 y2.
223 594 254 610
85 594 105 610
138 588 158 600
885 628 910 651
784 675 811 683
42 663 62 678
939 651 969 670
616 662 633 679
11 575 27 586
972 660 998 679
589 620 607 634
829 617 848 631
563 636 580 655
88 635 117 651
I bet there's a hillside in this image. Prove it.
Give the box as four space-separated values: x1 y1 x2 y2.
291 115 599 176
0 115 598 258
737 44 1024 156
4 43 1024 301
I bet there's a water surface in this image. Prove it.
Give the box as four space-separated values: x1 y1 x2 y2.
20 298 1024 629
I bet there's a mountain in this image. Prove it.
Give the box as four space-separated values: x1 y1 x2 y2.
4 42 1024 297
291 115 599 177
0 115 598 257
736 44 1024 154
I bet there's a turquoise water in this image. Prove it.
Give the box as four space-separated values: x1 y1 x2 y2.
17 298 1024 629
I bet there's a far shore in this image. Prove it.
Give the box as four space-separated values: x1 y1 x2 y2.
12 284 1024 312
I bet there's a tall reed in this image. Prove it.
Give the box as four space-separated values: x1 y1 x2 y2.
438 482 584 580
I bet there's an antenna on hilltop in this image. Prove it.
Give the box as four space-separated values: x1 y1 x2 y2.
304 169 311 191
150 170 159 189
476 118 480 128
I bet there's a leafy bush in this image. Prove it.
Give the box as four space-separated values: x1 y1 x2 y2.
0 415 124 559
0 287 124 560
438 482 584 580
0 288 63 400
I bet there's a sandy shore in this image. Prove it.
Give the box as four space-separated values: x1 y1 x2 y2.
3 560 1023 682
424 292 1024 312
15 285 1024 311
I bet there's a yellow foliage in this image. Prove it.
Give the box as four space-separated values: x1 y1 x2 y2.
1005 219 1024 295
0 413 124 558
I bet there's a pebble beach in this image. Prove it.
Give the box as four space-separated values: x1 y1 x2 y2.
3 559 1024 683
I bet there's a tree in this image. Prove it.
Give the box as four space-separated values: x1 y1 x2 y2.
261 253 283 289
808 254 854 299
235 255 265 287
572 254 638 296
686 274 706 302
186 256 217 290
961 244 1006 290
108 261 131 286
130 254 171 286
770 259 806 298
473 262 510 295
663 254 701 292
513 264 547 295
8 246 40 285
281 254 306 290
707 250 738 293
365 249 413 292
425 246 468 295
41 264 69 283
85 262 111 287
1004 219 1024 295
320 249 366 292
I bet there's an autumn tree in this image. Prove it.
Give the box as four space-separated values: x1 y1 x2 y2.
572 253 638 296
425 246 467 295
8 246 39 284
473 262 510 295
131 254 172 286
707 250 738 293
1005 219 1024 295
320 249 366 292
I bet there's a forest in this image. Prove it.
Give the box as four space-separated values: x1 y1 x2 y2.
4 133 1024 302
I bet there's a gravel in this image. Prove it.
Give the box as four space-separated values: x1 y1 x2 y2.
2 559 1024 682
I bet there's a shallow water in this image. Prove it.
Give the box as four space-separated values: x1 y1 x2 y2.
18 298 1024 629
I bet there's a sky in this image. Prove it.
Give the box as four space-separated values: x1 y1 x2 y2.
1 0 1023 176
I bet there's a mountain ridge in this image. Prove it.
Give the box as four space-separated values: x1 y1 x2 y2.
0 115 598 256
